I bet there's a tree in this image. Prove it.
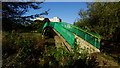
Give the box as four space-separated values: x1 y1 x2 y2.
74 2 120 53
74 2 120 41
2 2 49 19
2 2 49 32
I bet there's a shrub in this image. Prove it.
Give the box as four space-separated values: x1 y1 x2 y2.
2 31 98 68
2 31 37 67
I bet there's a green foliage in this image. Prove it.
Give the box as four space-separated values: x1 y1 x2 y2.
2 31 98 67
114 57 120 65
2 18 45 33
74 2 120 41
42 46 72 67
2 31 35 53
39 40 99 67
31 20 45 33
2 2 44 19
100 53 114 60
74 2 120 55
100 53 120 65
2 2 49 32
2 31 37 67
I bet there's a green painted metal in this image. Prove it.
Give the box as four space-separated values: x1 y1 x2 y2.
43 22 75 48
43 22 101 49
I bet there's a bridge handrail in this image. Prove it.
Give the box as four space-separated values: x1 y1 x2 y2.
43 22 75 48
57 22 100 39
42 22 101 49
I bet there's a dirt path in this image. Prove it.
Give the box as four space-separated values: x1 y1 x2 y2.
89 53 119 66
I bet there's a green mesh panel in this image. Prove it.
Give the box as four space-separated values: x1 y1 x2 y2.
43 22 101 49
43 22 75 48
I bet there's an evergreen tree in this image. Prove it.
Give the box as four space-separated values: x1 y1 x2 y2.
2 2 49 32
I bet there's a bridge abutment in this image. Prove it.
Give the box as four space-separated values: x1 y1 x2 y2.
75 35 100 54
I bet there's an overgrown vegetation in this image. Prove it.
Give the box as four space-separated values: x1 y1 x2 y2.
2 31 39 67
74 2 120 41
74 2 120 62
2 31 99 67
114 57 120 65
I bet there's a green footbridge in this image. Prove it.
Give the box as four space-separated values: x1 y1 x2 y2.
43 22 101 49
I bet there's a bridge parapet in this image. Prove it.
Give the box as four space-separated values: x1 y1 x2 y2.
43 22 75 48
55 22 101 49
42 22 101 51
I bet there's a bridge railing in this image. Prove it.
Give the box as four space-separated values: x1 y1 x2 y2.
43 22 75 48
43 22 101 49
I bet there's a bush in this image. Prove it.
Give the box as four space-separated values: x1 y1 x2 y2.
2 31 98 68
2 31 37 67
39 42 99 68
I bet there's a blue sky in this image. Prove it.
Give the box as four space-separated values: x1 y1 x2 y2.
23 2 88 24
